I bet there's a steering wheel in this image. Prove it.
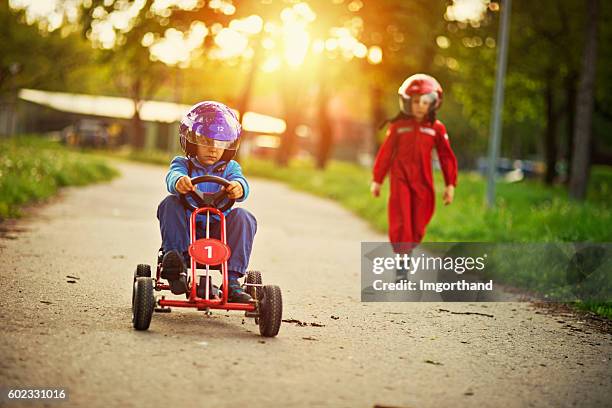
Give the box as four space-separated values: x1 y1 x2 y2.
179 175 235 212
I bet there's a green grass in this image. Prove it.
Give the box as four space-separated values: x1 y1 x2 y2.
238 158 612 242
0 136 119 219
573 301 612 319
98 148 611 319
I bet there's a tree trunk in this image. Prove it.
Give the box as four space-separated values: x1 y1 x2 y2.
315 66 333 169
235 34 263 160
276 111 298 167
370 85 386 155
564 72 577 184
569 0 599 200
131 104 145 150
275 71 300 167
543 75 557 185
315 89 333 169
130 78 145 150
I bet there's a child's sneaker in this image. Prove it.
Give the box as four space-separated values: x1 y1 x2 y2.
227 271 253 303
161 250 189 295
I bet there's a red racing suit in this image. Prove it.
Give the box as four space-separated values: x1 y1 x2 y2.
373 118 457 248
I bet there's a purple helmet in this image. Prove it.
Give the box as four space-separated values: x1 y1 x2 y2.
179 101 241 159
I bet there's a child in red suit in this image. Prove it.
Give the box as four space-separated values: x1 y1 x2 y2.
371 74 457 255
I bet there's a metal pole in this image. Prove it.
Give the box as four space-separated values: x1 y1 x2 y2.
486 0 512 208
205 210 210 301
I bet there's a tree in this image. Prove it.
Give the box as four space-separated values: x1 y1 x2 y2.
307 0 449 168
1 3 98 136
360 0 448 152
442 0 601 183
79 0 173 149
569 0 600 200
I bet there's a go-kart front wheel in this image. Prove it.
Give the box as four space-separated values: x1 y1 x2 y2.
132 277 155 330
258 285 282 337
135 264 151 278
132 264 151 306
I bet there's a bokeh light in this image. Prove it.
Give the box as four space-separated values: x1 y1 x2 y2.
367 46 382 64
445 0 489 23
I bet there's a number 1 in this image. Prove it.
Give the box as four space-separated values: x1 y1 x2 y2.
204 245 212 258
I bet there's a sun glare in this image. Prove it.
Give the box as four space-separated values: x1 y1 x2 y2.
9 0 381 69
9 0 80 31
229 15 264 35
445 0 490 23
213 28 249 59
208 0 236 16
279 3 316 67
148 23 208 66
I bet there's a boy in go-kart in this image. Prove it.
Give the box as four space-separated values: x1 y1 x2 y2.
156 101 256 302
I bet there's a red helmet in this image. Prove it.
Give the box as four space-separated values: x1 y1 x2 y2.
398 74 443 114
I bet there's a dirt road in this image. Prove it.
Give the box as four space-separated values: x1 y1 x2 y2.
0 161 610 408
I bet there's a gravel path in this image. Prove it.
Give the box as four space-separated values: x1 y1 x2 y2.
0 161 610 408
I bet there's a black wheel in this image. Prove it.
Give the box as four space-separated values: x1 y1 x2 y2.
258 285 282 337
132 264 151 306
245 270 262 299
135 264 151 278
132 277 155 330
245 271 262 323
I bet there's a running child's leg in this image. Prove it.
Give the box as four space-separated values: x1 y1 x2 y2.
409 183 435 244
389 178 415 247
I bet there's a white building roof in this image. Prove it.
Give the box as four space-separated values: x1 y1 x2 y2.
18 88 286 134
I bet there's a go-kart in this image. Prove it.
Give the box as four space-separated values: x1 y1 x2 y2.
131 175 282 337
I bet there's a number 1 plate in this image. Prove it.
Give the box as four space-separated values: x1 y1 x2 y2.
189 238 231 265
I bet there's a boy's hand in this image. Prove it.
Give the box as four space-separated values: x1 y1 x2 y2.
175 176 195 194
370 181 381 198
225 181 244 199
443 185 455 205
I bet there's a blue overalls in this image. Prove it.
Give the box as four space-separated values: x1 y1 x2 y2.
156 156 257 276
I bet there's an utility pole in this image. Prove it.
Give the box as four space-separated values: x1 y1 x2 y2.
486 0 512 207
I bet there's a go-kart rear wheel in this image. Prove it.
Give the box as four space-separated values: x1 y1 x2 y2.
132 277 155 330
258 285 282 337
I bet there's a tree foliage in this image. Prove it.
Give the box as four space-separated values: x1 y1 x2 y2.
4 0 611 192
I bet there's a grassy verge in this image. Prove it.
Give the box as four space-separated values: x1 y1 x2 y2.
100 148 611 318
573 301 612 319
0 136 119 219
239 159 612 242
